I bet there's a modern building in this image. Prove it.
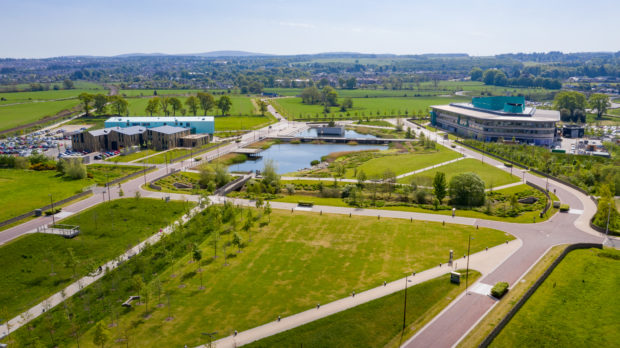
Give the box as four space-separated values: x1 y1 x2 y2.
147 125 190 151
104 116 215 135
71 126 147 152
430 96 559 146
562 124 585 138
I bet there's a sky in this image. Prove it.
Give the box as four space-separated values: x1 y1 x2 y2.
1 0 619 58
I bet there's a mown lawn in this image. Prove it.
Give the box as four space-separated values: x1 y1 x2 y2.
105 150 159 163
0 89 102 105
399 158 520 188
247 270 480 348
346 146 460 178
86 164 144 185
491 248 620 347
0 198 189 320
214 114 276 131
77 210 511 347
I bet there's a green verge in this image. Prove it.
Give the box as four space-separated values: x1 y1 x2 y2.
490 248 620 347
247 270 480 348
398 158 520 188
0 198 189 320
77 209 510 347
105 150 159 163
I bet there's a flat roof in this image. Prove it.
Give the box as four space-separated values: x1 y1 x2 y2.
106 116 215 123
88 126 146 136
432 104 560 122
149 125 188 135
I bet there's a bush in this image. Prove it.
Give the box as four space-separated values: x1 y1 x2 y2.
449 172 486 206
310 160 320 166
491 281 509 298
44 208 62 216
504 163 513 168
560 204 570 212
63 158 87 179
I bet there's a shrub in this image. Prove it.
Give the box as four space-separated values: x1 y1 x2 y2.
63 158 87 179
560 204 570 212
310 160 320 166
449 172 486 206
491 281 509 298
504 163 513 168
44 208 62 216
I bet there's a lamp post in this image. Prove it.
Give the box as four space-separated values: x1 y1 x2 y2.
402 274 408 331
465 231 473 293
106 173 111 201
605 201 612 244
201 331 218 348
49 194 55 226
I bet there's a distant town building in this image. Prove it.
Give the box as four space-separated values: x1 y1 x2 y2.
430 96 560 146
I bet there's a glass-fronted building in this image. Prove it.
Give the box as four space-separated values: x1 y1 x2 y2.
430 97 559 146
104 116 214 134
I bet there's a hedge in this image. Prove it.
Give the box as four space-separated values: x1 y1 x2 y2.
491 281 509 298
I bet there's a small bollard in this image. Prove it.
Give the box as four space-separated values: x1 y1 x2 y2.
320 210 322 215
378 215 380 220
234 330 238 336
291 208 294 213
505 240 508 244
486 247 488 251
352 291 355 297
443 220 445 226
439 263 442 267
317 303 320 309
476 225 479 229
383 281 387 286
410 217 412 222
349 212 351 218
278 315 281 322
412 271 416 276
463 254 466 259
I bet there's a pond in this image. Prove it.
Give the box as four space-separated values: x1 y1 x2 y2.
228 142 388 174
296 128 379 139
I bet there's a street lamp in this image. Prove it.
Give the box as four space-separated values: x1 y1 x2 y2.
465 231 473 293
201 331 218 348
49 194 55 226
605 202 612 244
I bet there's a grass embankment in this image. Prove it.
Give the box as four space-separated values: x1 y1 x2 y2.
490 248 620 347
0 198 188 320
248 270 480 348
77 210 510 347
399 158 520 188
345 145 460 178
0 165 145 222
145 171 202 194
457 244 568 348
0 99 80 131
105 150 158 163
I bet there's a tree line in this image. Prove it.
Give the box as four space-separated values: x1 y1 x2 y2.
553 91 610 122
470 68 562 89
144 93 232 116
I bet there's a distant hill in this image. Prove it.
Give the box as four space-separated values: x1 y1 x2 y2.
114 51 270 58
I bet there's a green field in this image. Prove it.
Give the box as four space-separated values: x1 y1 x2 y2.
214 114 276 131
0 198 188 319
399 158 519 188
346 146 460 179
491 248 620 347
126 95 258 117
273 96 467 119
77 209 511 347
0 99 81 131
0 165 143 222
248 270 480 348
0 89 104 105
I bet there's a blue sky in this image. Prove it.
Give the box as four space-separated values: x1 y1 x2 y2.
2 0 619 58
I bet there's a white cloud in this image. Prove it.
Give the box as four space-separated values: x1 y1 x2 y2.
279 21 316 29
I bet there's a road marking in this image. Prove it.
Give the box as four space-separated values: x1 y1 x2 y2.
294 206 313 211
568 209 584 215
468 282 493 296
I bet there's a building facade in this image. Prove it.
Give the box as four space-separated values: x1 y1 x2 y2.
430 96 559 146
104 116 214 134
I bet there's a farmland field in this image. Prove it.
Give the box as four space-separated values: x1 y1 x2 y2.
0 99 81 131
272 96 467 119
0 89 104 105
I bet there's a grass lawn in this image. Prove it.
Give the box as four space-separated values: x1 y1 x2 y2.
0 99 80 131
77 210 511 347
0 89 102 105
86 164 145 185
490 248 620 347
399 158 520 188
346 146 460 178
140 143 227 164
272 194 350 207
273 96 467 120
0 198 189 319
247 270 481 348
145 171 203 194
105 149 159 163
214 114 276 131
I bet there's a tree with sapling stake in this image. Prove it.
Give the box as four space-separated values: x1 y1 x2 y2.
192 245 204 290
433 171 447 203
92 322 109 348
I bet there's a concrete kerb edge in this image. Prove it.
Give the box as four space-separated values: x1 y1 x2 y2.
450 242 563 348
402 238 523 348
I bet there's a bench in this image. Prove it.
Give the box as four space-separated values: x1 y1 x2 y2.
121 295 140 307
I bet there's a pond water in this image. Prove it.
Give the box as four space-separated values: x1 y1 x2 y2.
296 128 379 139
229 142 388 174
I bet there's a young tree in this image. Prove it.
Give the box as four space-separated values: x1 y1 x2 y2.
321 86 339 107
449 173 486 207
92 322 109 348
197 92 215 115
160 96 170 116
78 93 94 115
185 96 199 116
192 245 203 289
232 232 243 253
145 97 160 116
356 169 367 188
257 99 268 116
109 96 129 115
433 172 447 202
169 97 183 116
262 159 280 192
93 94 108 115
589 93 610 119
217 96 232 115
